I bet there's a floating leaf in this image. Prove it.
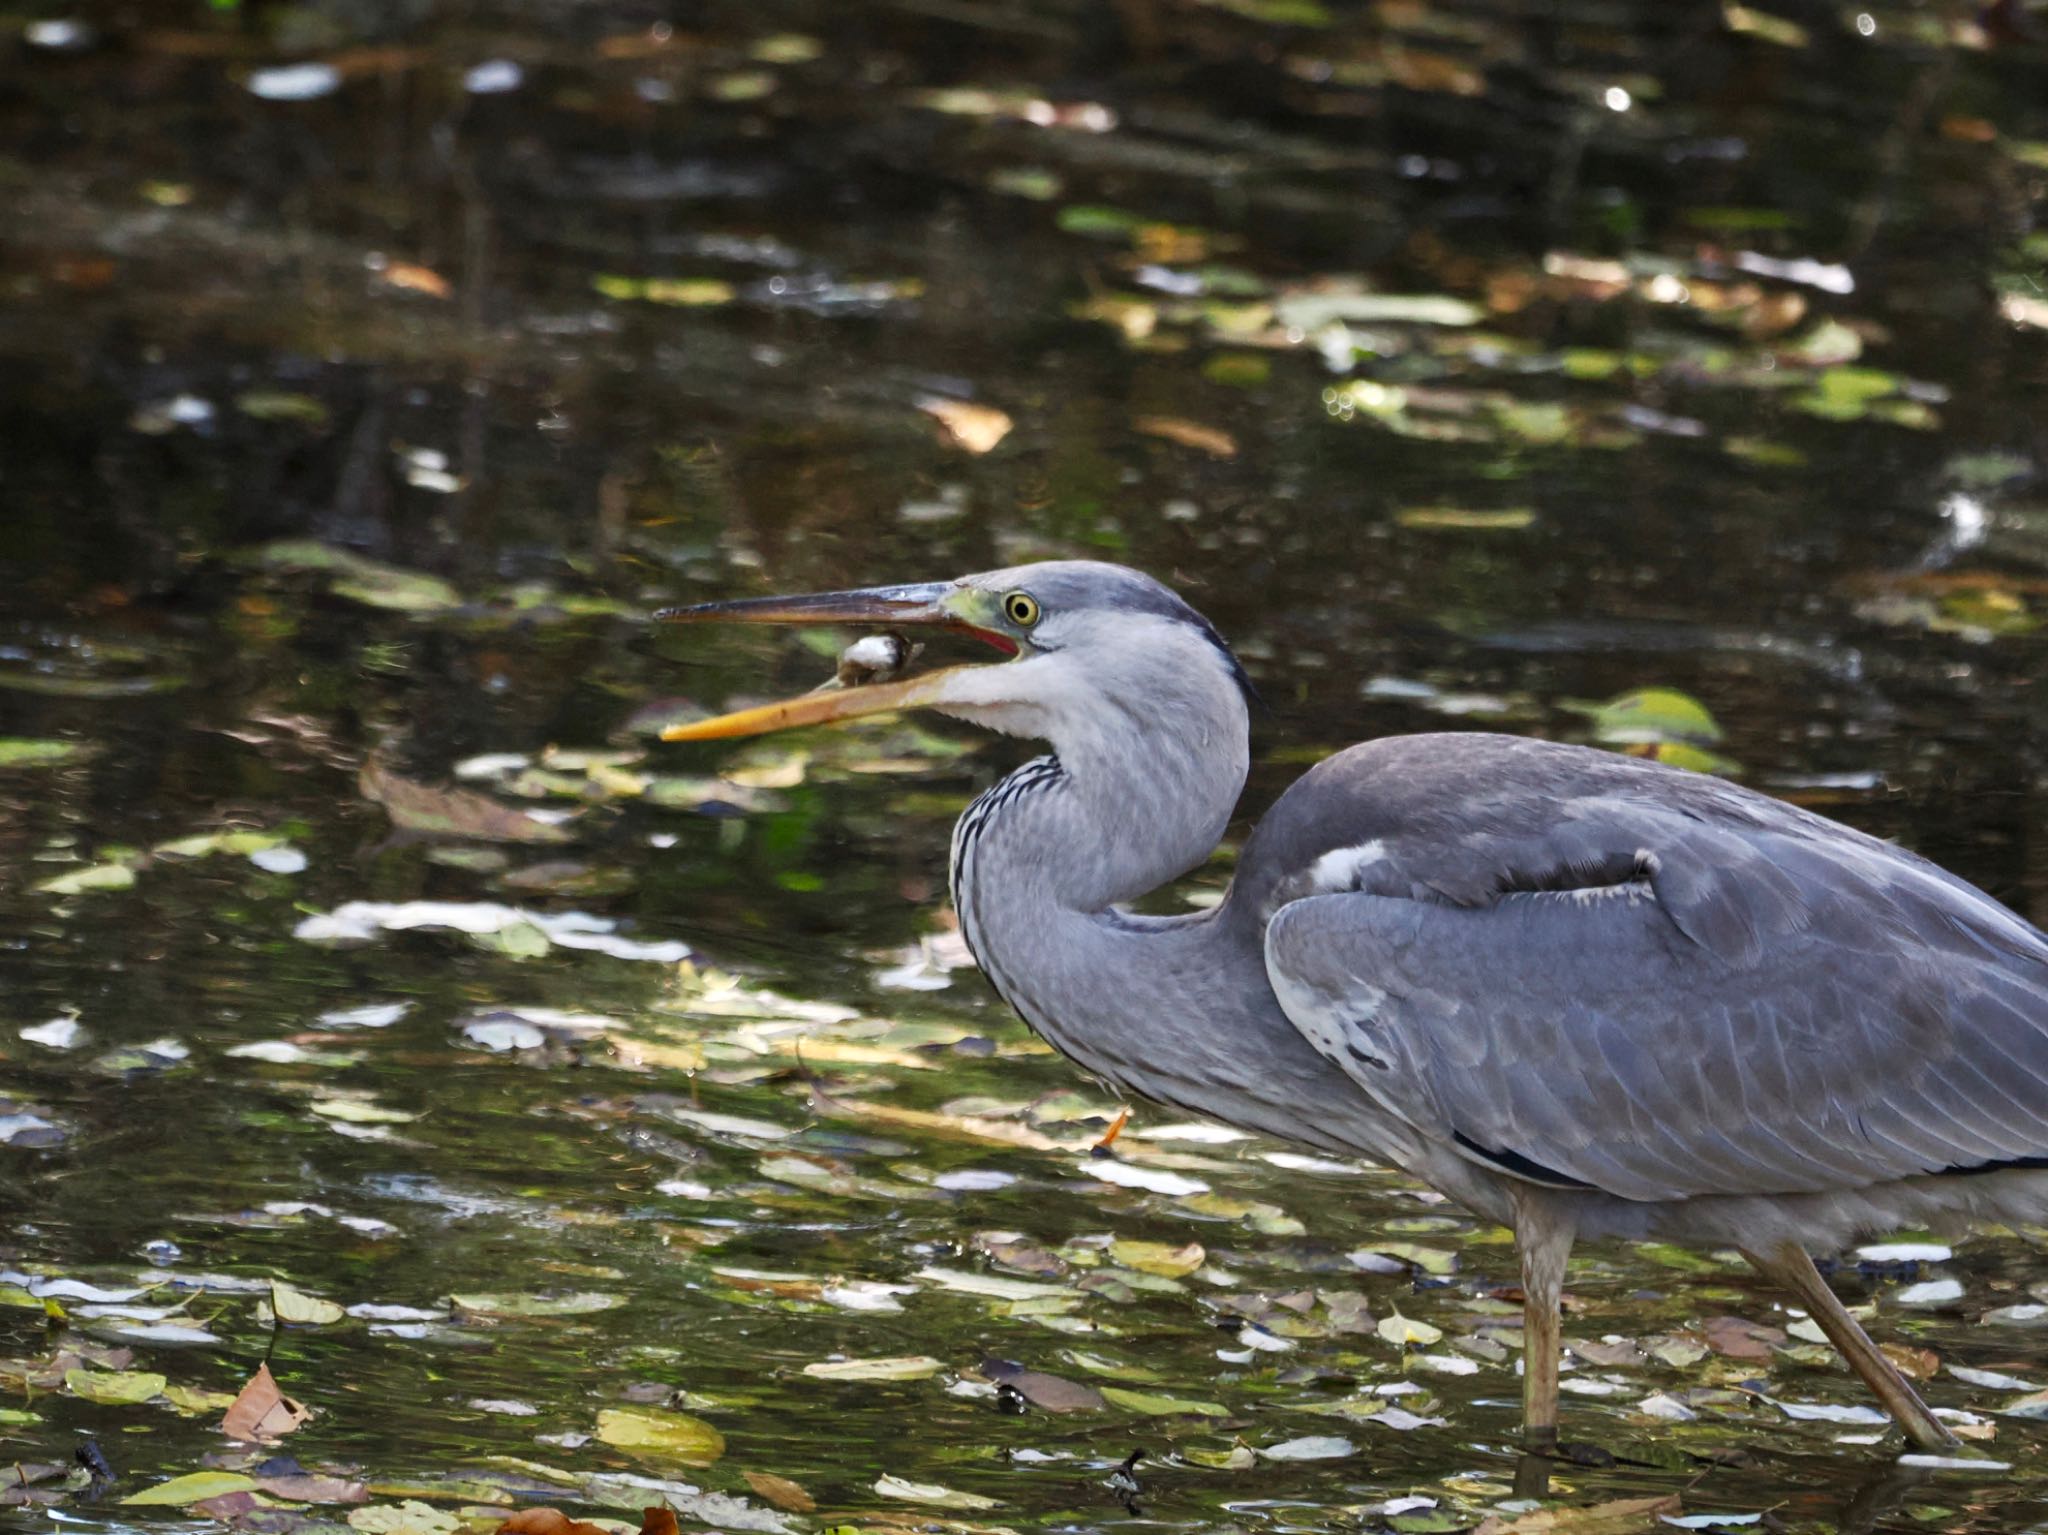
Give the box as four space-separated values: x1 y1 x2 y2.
1376 1310 1443 1347
36 862 137 895
222 1362 312 1441
1106 1240 1206 1277
272 1279 346 1325
122 1472 259 1506
1260 1435 1354 1460
742 1472 816 1513
1566 687 1724 746
1133 415 1237 458
872 1476 999 1510
1396 506 1535 531
452 1291 623 1317
349 1501 463 1535
1099 1386 1229 1416
0 738 81 768
64 1367 166 1404
802 1355 944 1381
595 1406 726 1466
918 398 1013 454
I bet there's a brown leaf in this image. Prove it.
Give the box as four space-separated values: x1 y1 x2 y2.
1004 1370 1106 1412
917 398 1012 454
741 1473 816 1513
220 1362 312 1443
639 1508 680 1535
1133 415 1237 458
1881 1342 1941 1381
498 1509 611 1535
360 756 574 844
1472 1493 1682 1535
253 1474 369 1503
1700 1315 1785 1361
192 1492 265 1520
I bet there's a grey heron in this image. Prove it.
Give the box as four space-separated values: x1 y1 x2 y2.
657 560 2048 1456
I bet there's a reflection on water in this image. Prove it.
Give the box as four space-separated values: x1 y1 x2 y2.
1 0 2045 1531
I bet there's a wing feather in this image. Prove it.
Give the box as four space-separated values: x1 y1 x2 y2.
1257 753 2048 1203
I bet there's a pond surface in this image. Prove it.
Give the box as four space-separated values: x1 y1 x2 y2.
2 1 2047 1532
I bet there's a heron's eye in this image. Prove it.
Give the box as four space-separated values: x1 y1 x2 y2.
1002 591 1041 627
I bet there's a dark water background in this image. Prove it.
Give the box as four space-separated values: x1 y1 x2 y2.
2 1 2046 1532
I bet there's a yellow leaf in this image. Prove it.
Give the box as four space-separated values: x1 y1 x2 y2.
802 1355 944 1381
1376 1309 1443 1348
272 1279 346 1325
594 1406 725 1466
1107 1240 1206 1277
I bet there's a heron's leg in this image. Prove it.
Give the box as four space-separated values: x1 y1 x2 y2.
1740 1241 1956 1452
1511 1192 1576 1454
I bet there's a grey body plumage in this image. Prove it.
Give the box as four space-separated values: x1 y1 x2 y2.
660 558 2048 1456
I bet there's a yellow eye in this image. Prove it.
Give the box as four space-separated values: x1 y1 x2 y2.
1003 591 1041 627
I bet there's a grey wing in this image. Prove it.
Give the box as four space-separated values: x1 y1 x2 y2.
1261 792 2048 1203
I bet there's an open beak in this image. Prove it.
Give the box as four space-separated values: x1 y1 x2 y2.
654 581 1010 742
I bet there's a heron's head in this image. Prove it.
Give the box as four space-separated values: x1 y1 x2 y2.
656 560 1254 759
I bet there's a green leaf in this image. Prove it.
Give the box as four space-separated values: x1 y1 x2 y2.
1566 687 1724 746
65 1368 167 1404
36 862 137 895
0 738 81 768
1099 1386 1230 1416
122 1472 259 1506
594 1406 726 1465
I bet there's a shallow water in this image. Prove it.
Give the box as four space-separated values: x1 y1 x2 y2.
2 1 2046 1532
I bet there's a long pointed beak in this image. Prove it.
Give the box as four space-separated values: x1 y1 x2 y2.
654 580 1008 743
653 582 961 631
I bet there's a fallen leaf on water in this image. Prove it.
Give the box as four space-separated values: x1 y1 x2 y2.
802 1355 944 1381
497 1510 611 1535
978 1358 1106 1411
918 398 1013 454
1098 1386 1229 1416
1396 505 1536 531
742 1472 817 1513
1471 1494 1681 1534
1106 1239 1205 1277
452 1291 623 1317
639 1511 680 1535
349 1501 462 1535
255 1474 369 1503
361 756 575 844
1700 1315 1784 1360
872 1475 1000 1511
1133 415 1237 458
595 1405 726 1465
121 1472 260 1506
64 1367 166 1405
221 1361 312 1441
271 1279 346 1325
377 261 451 298
1376 1309 1443 1348
1259 1435 1354 1460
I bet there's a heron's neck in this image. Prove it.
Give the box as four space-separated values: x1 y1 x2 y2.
947 749 1386 1155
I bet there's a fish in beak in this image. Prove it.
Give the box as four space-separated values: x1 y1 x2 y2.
653 581 1017 742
